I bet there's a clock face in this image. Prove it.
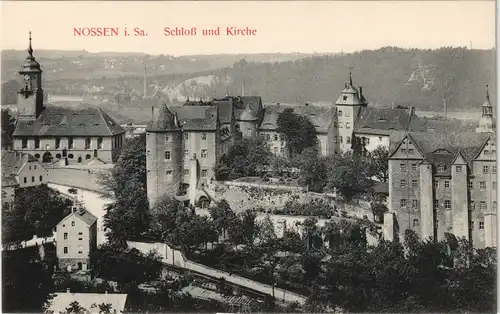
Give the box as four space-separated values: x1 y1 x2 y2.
24 75 30 81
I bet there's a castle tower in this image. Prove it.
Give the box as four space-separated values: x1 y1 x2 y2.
239 100 259 138
476 85 495 133
419 160 435 240
451 153 469 240
17 31 44 121
146 105 183 207
334 71 368 152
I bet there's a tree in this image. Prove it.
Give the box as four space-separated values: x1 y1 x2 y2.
368 146 389 182
209 200 237 240
324 152 373 200
277 108 318 157
1 109 16 150
3 185 73 244
3 249 54 313
214 137 272 180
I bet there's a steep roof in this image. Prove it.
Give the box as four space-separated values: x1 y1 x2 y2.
405 132 489 171
1 151 39 177
146 105 180 132
334 73 367 106
2 176 19 187
409 116 477 133
169 106 218 131
60 206 98 226
354 106 413 135
214 96 263 122
214 100 233 124
46 293 127 314
260 104 335 133
13 107 125 137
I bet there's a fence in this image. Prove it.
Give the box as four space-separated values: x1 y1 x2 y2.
223 181 308 192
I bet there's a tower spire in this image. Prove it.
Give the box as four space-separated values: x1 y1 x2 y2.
28 31 33 57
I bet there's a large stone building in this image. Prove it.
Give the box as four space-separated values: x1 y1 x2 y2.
56 204 98 272
385 87 497 248
146 73 418 207
11 33 125 165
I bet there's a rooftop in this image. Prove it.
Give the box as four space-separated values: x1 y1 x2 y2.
260 104 336 133
46 292 127 314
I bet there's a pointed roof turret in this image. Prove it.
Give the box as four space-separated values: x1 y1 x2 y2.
335 71 367 106
476 85 495 133
240 102 258 121
146 104 180 131
21 31 41 73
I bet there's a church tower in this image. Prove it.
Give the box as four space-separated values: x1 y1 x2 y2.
476 85 495 133
17 31 44 121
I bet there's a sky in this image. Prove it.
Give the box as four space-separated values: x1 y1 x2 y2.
0 1 496 56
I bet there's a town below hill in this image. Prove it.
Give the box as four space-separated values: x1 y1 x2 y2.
1 47 494 124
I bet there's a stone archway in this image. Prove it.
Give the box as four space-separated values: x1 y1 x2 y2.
197 196 210 208
42 152 53 163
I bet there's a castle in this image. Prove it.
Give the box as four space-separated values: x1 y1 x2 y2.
10 33 126 165
385 86 497 248
146 73 417 207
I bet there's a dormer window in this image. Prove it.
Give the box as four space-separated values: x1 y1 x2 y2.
438 164 445 172
343 96 347 101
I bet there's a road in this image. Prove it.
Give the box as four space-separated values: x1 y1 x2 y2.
48 183 112 246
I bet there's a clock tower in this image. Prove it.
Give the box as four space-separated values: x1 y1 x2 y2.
17 31 44 121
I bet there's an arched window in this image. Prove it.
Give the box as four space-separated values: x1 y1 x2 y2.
85 137 91 149
97 137 103 149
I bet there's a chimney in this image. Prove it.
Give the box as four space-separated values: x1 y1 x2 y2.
66 288 71 293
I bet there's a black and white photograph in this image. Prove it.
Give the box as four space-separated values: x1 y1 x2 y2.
0 1 497 313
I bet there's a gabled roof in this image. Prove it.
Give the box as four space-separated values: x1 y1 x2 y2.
2 176 19 187
354 106 413 135
409 116 477 134
13 107 125 137
59 207 98 227
1 151 40 177
46 293 127 314
334 73 367 106
214 100 233 124
259 104 336 134
169 105 218 131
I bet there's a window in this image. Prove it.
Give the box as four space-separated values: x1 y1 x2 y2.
413 219 419 227
379 136 382 141
411 179 418 188
56 137 61 149
184 133 189 140
434 200 439 209
266 134 271 140
469 201 475 210
85 154 91 160
493 166 497 174
280 147 285 155
365 138 370 145
346 136 351 144
411 163 417 171
412 199 419 208
71 221 75 226
483 166 489 174
493 182 497 189
184 150 189 157
480 201 486 211
434 180 439 188
334 136 338 143
438 164 445 172
494 201 497 210
334 122 338 128
69 138 74 149
29 166 31 170
85 137 91 149
340 136 343 144
468 180 474 190
165 170 173 182
493 150 497 155
444 180 450 188
408 148 414 154
346 122 351 129
34 165 36 169
445 200 451 210
484 150 489 156
201 169 208 177
23 177 27 184
97 137 103 149
64 247 68 254
338 122 344 128
400 199 407 208
480 181 486 191
201 133 207 140
400 180 407 188
338 110 343 116
401 148 406 154
342 96 347 101
22 138 28 149
201 149 208 158
247 129 251 136
39 175 42 182
436 220 439 228
345 111 350 117
183 169 189 176
78 232 82 235
471 221 475 230
479 221 484 230
78 238 83 241
274 134 278 141
64 233 68 240
456 165 462 173
35 138 40 149
273 147 278 153
164 151 171 160
400 163 406 172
